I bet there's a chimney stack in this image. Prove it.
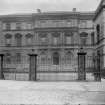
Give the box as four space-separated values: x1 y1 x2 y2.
72 8 76 12
37 9 41 13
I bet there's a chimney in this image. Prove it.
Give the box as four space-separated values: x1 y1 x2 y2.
72 8 76 12
37 9 41 13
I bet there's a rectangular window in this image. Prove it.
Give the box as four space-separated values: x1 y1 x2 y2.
5 53 11 64
81 38 87 45
53 37 58 45
6 23 11 30
66 36 71 44
16 53 21 64
6 38 11 46
16 23 21 30
26 37 32 45
27 23 32 29
80 20 87 28
2 23 6 30
91 33 94 45
11 23 16 30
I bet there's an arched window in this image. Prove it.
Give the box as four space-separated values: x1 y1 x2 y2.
53 52 59 65
65 51 73 64
15 33 22 46
5 34 12 46
26 33 33 45
96 24 100 43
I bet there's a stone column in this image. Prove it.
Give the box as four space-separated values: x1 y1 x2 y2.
29 54 37 81
78 49 86 80
0 54 4 79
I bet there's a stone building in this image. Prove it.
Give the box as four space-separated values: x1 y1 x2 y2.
0 0 104 81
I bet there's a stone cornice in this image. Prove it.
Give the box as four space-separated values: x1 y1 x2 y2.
34 27 78 32
0 12 95 22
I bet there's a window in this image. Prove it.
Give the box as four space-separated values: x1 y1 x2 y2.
40 51 47 65
15 34 22 46
96 24 100 43
5 34 12 46
11 23 16 30
27 23 32 29
16 23 21 30
16 53 21 64
5 53 11 64
52 32 60 45
80 20 87 28
80 32 88 45
53 52 59 65
26 34 33 45
66 20 71 27
39 33 47 44
40 20 46 23
91 32 94 45
53 37 58 45
65 32 73 44
65 51 73 64
81 38 87 45
5 23 11 30
66 36 71 44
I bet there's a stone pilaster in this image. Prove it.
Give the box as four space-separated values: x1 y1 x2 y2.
29 54 37 81
0 54 4 79
78 51 86 80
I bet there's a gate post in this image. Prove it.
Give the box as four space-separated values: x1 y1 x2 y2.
0 54 4 79
95 53 101 81
77 48 87 81
28 54 37 81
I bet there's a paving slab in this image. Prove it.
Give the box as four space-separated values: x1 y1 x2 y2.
0 80 105 104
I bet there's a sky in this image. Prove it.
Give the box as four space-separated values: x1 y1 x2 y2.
0 0 101 15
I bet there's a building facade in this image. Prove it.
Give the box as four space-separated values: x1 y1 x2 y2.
0 0 104 81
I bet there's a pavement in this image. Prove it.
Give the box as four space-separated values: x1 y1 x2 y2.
0 80 105 104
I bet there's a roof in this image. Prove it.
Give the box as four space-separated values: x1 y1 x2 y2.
0 11 95 21
93 0 105 21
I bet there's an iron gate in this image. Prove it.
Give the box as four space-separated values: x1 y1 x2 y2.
0 54 102 81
